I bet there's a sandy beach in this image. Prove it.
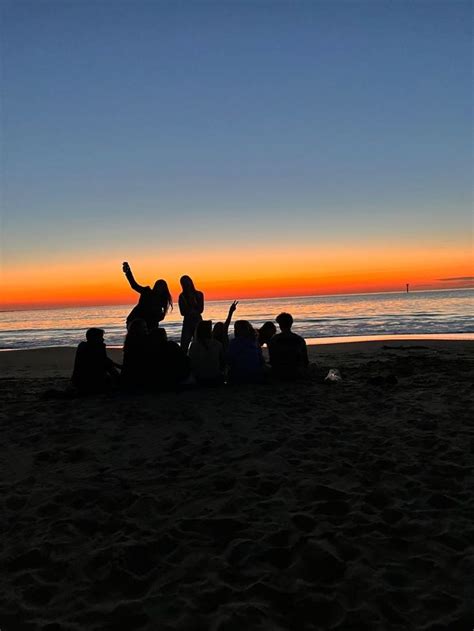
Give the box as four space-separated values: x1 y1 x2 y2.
1 340 473 630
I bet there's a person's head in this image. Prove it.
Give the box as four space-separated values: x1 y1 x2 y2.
234 320 256 340
152 279 173 313
180 275 196 293
127 318 148 337
276 312 293 332
195 320 212 347
149 327 167 346
86 328 104 344
258 322 277 346
212 322 225 344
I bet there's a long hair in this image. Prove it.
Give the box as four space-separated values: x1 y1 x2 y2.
234 320 257 340
212 322 225 345
180 275 199 310
258 322 277 346
153 279 173 314
195 320 212 350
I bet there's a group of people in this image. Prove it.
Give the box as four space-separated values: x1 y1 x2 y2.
71 263 309 394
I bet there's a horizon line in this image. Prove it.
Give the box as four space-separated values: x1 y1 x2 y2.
1 286 472 314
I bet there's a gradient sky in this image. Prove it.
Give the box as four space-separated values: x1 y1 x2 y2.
1 0 472 309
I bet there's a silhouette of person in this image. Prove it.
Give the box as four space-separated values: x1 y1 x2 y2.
212 300 238 352
189 320 225 386
227 320 264 384
257 321 277 348
122 261 173 331
148 327 191 390
179 275 204 353
71 328 120 393
268 312 309 380
121 318 149 391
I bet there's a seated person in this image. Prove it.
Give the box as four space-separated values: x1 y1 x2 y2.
257 321 277 348
121 318 149 390
189 320 225 386
227 320 264 384
212 300 238 353
71 328 120 393
148 327 191 390
268 312 309 380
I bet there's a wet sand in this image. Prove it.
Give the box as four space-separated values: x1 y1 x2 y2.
1 341 473 630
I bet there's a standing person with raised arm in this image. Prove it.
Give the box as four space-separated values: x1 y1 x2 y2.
179 275 204 353
122 261 173 331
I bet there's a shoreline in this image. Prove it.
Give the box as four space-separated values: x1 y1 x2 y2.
1 331 473 353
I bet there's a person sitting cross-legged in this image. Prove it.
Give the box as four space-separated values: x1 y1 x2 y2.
71 328 120 394
268 312 309 380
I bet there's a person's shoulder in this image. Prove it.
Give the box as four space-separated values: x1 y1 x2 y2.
269 332 283 343
294 332 307 344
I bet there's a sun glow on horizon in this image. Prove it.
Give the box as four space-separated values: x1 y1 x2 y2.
1 242 472 310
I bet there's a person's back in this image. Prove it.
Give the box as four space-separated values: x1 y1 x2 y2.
126 288 161 329
227 320 264 384
268 312 308 380
189 338 224 384
149 328 190 390
189 320 224 385
121 319 149 390
71 328 118 393
123 262 172 331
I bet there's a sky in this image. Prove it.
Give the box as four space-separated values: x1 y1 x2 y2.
1 0 472 309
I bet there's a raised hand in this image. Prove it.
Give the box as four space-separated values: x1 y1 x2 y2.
229 300 238 313
122 261 130 274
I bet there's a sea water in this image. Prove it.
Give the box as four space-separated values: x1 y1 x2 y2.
0 289 472 350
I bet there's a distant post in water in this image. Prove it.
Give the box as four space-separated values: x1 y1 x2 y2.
406 283 409 293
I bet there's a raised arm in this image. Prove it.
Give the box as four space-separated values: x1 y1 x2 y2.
122 261 146 293
223 300 238 333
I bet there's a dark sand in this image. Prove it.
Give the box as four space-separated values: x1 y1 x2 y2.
1 341 473 630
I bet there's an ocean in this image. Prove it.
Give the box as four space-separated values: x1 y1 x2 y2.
0 289 472 351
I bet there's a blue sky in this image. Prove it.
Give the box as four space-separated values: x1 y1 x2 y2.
1 0 472 288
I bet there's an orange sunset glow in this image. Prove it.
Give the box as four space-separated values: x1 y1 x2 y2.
1 243 472 310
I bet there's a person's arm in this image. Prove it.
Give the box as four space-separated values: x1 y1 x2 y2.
71 342 87 385
302 339 309 367
188 341 197 359
267 338 275 366
196 291 204 314
122 261 146 293
223 300 238 333
178 293 186 317
105 355 122 370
